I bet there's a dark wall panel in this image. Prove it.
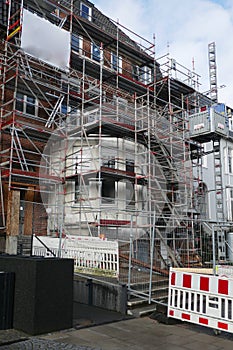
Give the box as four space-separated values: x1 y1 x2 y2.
0 255 73 335
0 272 15 330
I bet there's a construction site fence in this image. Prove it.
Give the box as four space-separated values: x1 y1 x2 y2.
32 235 119 278
168 267 233 334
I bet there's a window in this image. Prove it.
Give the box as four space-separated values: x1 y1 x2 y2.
15 93 37 116
139 66 153 84
75 177 81 203
227 188 233 220
126 160 134 173
26 96 36 115
103 158 115 168
111 52 117 71
71 34 83 54
61 104 68 115
16 92 24 112
230 189 233 221
102 177 115 203
92 43 100 62
227 148 233 173
132 65 140 81
126 181 135 207
111 52 122 73
80 3 92 21
197 183 208 219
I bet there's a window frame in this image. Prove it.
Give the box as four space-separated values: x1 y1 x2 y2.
71 33 83 54
126 159 134 173
92 43 101 62
126 181 135 207
139 66 153 85
101 177 116 204
227 147 233 174
111 52 122 73
80 3 92 21
132 65 140 81
230 189 233 220
15 92 38 116
103 158 115 169
227 188 233 220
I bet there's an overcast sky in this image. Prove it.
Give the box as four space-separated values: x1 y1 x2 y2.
93 0 233 107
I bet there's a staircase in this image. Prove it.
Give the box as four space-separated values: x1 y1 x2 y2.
127 276 169 317
119 243 169 316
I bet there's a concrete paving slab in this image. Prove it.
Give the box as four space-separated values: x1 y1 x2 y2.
73 302 129 329
2 305 233 350
38 317 233 350
183 341 220 350
0 329 28 346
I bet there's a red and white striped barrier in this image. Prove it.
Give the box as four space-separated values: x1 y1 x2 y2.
168 268 233 333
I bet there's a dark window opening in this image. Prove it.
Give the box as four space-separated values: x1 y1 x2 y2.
26 96 36 115
92 44 100 62
102 177 115 203
132 65 139 81
16 93 36 115
126 160 134 173
71 34 80 52
61 104 68 115
16 93 24 112
75 178 81 203
103 158 115 168
112 53 118 71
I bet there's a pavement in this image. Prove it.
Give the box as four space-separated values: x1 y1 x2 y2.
1 304 233 349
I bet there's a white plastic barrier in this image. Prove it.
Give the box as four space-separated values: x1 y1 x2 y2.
33 235 119 278
168 267 233 333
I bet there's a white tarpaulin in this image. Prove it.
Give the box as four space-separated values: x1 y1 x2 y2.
21 10 70 70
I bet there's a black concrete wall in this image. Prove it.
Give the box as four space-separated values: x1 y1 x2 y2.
0 272 14 330
0 255 73 335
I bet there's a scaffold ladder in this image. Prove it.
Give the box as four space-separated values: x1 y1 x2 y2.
6 1 22 42
213 139 226 260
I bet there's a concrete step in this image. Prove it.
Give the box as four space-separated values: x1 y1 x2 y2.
129 279 169 290
127 294 168 308
127 296 169 318
127 303 157 317
128 286 168 301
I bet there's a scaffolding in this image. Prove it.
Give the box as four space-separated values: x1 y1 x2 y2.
0 0 209 303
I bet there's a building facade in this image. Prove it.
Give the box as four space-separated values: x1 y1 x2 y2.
0 0 231 292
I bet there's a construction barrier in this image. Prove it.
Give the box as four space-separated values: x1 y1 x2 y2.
168 267 233 333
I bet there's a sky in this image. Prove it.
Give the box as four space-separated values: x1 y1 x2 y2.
93 0 233 107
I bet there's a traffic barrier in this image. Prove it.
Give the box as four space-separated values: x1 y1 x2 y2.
168 267 233 333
